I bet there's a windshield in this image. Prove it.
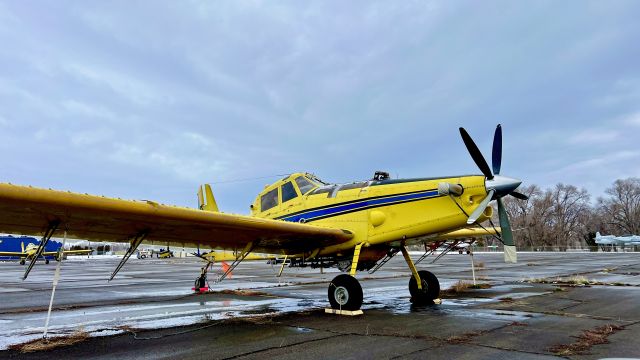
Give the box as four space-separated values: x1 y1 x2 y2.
295 176 316 195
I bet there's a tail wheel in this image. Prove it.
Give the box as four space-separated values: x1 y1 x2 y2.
409 270 440 304
20 259 25 265
45 259 50 264
328 274 363 311
194 275 206 290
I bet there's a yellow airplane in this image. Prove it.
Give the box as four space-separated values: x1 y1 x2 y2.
0 241 93 265
0 125 525 310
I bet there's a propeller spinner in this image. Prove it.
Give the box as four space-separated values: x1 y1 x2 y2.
459 124 526 263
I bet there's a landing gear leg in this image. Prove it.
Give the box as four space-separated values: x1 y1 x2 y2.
327 243 364 310
400 245 440 304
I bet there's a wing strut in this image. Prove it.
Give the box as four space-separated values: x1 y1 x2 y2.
430 240 461 264
109 230 148 281
368 248 399 274
23 220 60 280
414 241 444 265
215 242 254 283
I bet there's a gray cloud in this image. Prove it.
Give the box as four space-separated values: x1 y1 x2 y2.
0 1 639 213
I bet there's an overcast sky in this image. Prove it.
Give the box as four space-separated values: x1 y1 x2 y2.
1 1 639 214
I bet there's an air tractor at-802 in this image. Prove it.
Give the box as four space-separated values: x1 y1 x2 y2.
0 125 526 311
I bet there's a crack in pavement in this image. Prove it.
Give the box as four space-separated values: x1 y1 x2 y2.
220 333 343 359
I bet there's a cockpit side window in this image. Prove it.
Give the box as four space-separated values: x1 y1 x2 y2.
260 188 279 212
295 176 315 195
281 181 298 203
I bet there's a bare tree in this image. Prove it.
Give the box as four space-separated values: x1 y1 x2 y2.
502 185 541 248
598 178 640 235
548 184 590 249
501 183 590 249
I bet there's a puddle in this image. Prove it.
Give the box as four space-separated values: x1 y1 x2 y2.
292 327 313 333
0 270 552 351
490 284 535 291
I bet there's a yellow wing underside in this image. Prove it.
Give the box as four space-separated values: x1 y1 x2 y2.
0 250 91 257
431 227 500 241
0 183 353 255
60 249 93 255
0 251 25 256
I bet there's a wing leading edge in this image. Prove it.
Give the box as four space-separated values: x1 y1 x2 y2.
0 183 353 254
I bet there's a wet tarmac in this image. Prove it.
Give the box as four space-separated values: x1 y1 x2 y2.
1 252 639 359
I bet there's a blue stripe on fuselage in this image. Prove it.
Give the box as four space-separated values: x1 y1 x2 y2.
280 189 440 223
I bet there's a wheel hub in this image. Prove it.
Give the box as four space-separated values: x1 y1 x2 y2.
334 286 349 305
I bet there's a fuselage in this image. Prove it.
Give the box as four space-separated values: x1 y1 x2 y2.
596 233 640 246
250 172 491 258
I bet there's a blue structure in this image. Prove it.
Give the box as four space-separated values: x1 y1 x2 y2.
0 235 62 260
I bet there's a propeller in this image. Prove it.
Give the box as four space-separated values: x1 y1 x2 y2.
466 189 495 224
459 124 524 263
491 124 502 175
510 191 529 201
459 127 493 180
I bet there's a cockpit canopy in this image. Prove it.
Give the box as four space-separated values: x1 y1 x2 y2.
253 173 324 214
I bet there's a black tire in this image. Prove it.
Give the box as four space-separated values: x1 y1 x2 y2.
328 274 363 311
45 259 50 264
20 259 25 265
195 276 206 290
409 270 440 304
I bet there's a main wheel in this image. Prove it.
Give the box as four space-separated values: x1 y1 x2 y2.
328 274 363 310
409 270 440 304
45 259 50 264
20 259 25 265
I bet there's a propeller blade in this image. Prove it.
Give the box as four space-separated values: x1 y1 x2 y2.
492 124 502 175
497 197 517 263
459 127 493 180
466 189 495 224
510 191 529 200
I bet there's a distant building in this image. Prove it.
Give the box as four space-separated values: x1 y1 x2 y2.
0 235 62 260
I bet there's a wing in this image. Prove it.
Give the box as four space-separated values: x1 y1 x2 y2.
407 226 500 246
0 183 353 255
38 250 92 256
432 227 500 240
63 249 94 255
0 251 25 256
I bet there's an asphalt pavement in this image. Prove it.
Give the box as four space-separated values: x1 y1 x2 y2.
1 252 639 359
